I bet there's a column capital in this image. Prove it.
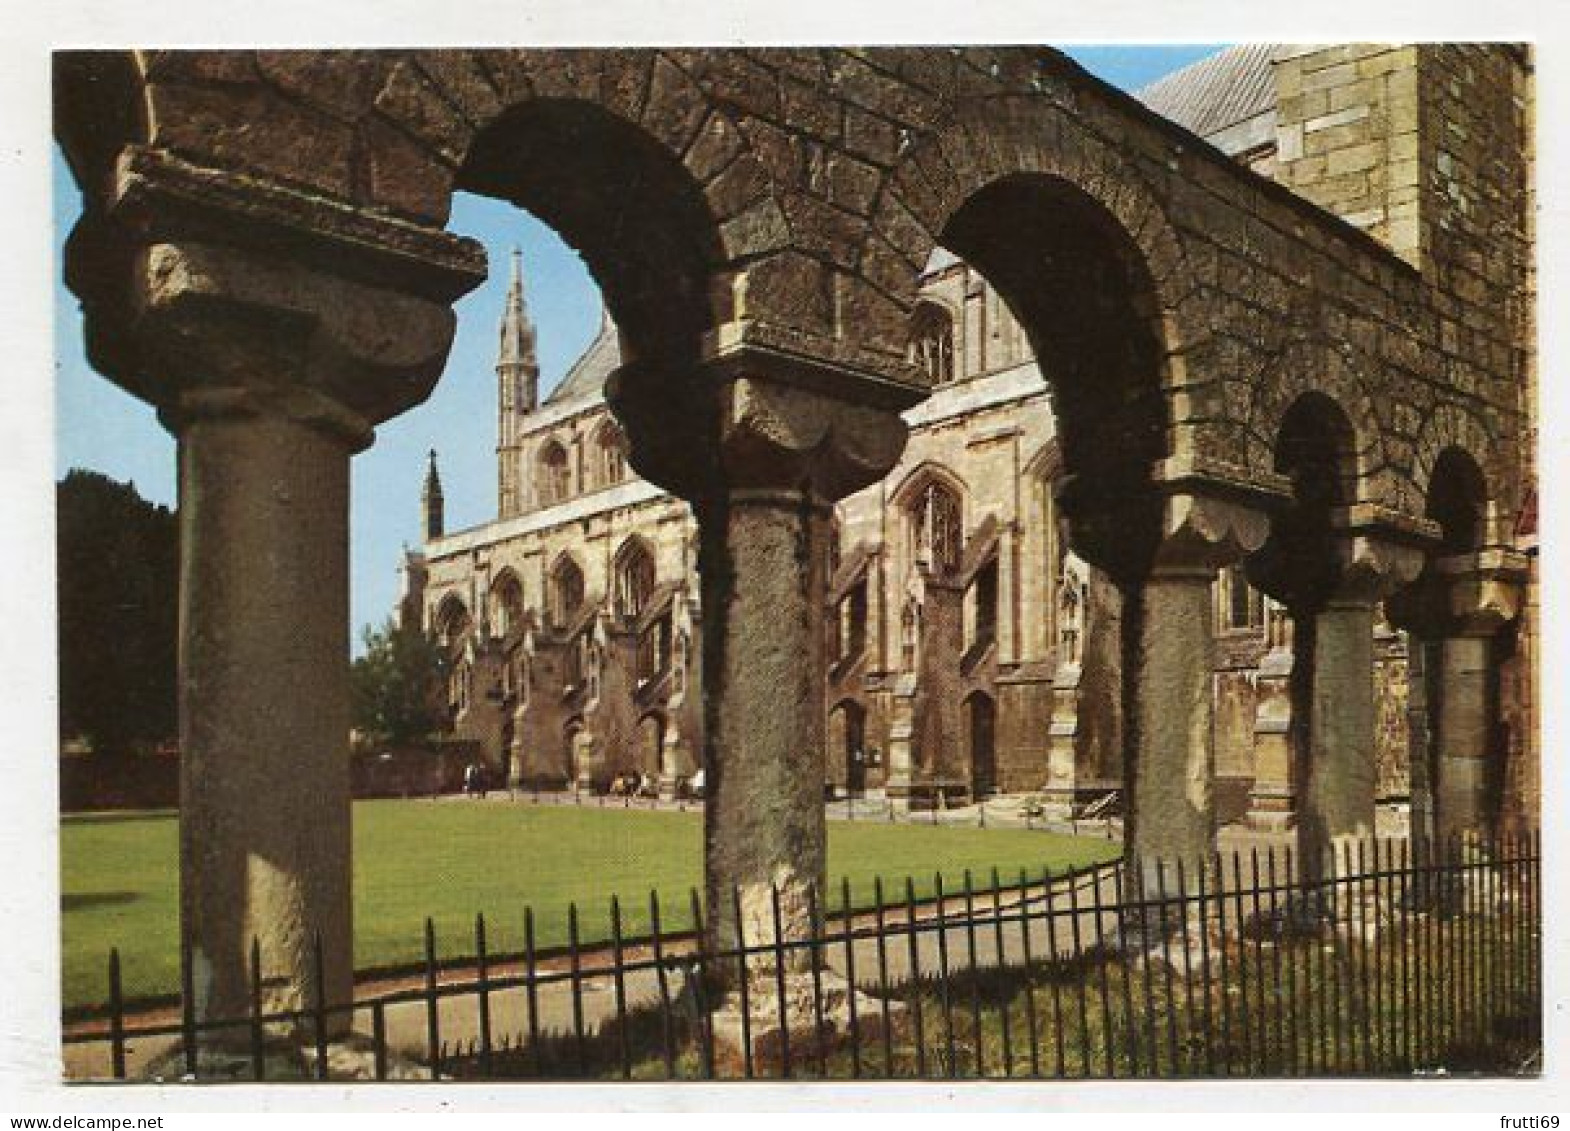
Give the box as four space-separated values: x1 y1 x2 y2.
1389 547 1529 638
1436 550 1530 635
64 145 486 436
1328 508 1428 606
1151 490 1271 577
607 325 919 504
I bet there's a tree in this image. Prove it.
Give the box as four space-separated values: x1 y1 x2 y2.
56 470 179 756
350 618 449 748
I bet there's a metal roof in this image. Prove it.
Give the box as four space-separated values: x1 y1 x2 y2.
542 303 621 408
1136 43 1281 143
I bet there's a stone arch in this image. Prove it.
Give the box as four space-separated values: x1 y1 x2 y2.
866 102 1191 581
1413 401 1506 521
863 98 1190 363
888 459 969 512
1242 335 1388 509
1248 391 1364 612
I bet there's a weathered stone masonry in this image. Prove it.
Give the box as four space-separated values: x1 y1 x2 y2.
55 45 1533 1028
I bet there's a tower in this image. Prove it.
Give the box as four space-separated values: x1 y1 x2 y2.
421 448 445 543
497 246 539 519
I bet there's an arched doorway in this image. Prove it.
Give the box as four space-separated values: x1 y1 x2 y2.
966 692 997 800
831 700 868 796
637 713 664 780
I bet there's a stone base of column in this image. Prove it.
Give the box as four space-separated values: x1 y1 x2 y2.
146 1029 430 1082
1245 786 1298 832
700 970 903 1076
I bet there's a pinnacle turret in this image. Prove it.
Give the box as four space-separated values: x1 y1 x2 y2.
497 246 538 393
422 448 445 543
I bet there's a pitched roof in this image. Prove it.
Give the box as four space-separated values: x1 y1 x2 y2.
1136 43 1281 142
543 304 621 408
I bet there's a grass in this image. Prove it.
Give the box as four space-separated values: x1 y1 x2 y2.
450 908 1541 1081
61 799 1118 1011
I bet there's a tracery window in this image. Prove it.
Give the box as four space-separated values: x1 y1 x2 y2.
614 538 657 620
834 579 869 663
490 571 524 639
909 303 956 384
908 478 963 576
595 420 627 489
1223 563 1263 630
537 440 571 506
435 595 471 651
548 554 585 630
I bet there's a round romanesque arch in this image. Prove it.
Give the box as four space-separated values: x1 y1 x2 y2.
1412 402 1510 531
862 100 1199 580
1241 336 1388 512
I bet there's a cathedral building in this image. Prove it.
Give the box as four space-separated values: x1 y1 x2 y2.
399 44 1536 831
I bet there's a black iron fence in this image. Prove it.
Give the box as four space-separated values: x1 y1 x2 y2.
64 832 1540 1081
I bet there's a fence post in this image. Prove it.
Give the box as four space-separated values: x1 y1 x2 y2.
689 887 717 1080
311 930 329 1080
179 930 198 1078
424 917 441 1081
249 937 265 1081
730 884 755 1079
475 913 493 1077
108 947 126 1081
649 891 677 1078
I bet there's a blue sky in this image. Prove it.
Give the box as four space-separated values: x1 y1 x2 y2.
52 45 1224 646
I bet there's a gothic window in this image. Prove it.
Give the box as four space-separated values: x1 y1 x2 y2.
490 571 524 639
900 601 920 671
908 477 963 576
548 554 585 630
908 303 956 384
637 612 671 684
1223 563 1262 630
595 420 627 489
537 439 571 506
969 558 999 652
834 579 868 663
435 595 471 651
614 538 657 620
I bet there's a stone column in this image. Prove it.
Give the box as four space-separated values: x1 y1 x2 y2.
1248 602 1296 829
61 145 485 1053
1128 493 1269 876
1434 631 1494 846
609 358 912 959
1298 536 1422 884
698 485 835 957
1391 550 1527 856
173 391 365 1028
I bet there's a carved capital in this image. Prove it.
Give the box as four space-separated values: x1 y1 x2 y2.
64 146 486 435
715 376 908 500
1438 550 1529 635
1151 491 1271 578
606 327 916 503
1330 534 1426 607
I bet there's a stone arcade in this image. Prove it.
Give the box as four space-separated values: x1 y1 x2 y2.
55 45 1535 1038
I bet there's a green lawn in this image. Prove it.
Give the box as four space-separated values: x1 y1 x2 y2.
61 800 1117 1011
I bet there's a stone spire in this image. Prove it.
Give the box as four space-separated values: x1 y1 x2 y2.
421 448 445 543
497 246 538 413
497 247 539 520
